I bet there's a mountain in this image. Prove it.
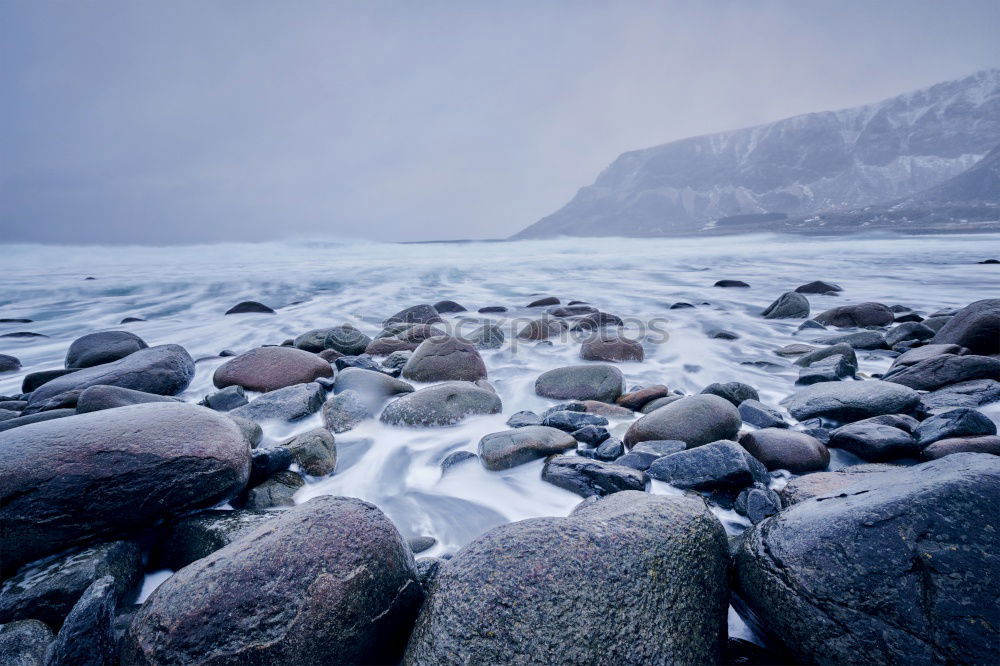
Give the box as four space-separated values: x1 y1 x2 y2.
514 69 1000 238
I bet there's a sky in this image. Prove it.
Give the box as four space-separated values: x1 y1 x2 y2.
1 1 999 245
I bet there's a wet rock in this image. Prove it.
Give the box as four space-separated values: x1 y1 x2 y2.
282 427 337 476
921 378 1000 411
0 619 53 666
813 301 893 327
582 399 635 418
593 437 625 461
324 325 372 356
75 385 181 413
616 385 669 411
785 380 920 423
923 435 1000 460
541 456 647 497
701 381 759 407
793 342 858 370
65 331 147 369
670 302 695 309
625 394 741 448
0 541 141 630
534 364 624 403
404 491 729 665
913 408 996 447
541 410 607 432
43 576 116 666
395 324 449 344
201 385 248 412
505 410 541 428
930 298 1000 355
248 447 293 486
822 330 888 350
0 409 76 433
795 280 842 294
797 319 826 331
889 342 967 369
734 484 782 523
212 346 332 393
382 350 413 371
477 426 576 470
381 381 502 427
615 440 685 470
516 317 567 340
734 454 1000 664
884 321 936 347
224 301 275 314
737 399 787 429
777 463 896 506
461 323 504 350
317 348 343 362
526 296 559 307
402 336 488 382
828 423 919 461
850 413 920 433
0 403 250 572
433 300 466 314
477 306 507 313
440 451 477 473
648 439 768 491
1 331 47 338
241 471 303 509
228 415 262 447
120 317 145 324
640 394 684 413
334 354 386 374
795 353 857 385
159 510 279 570
408 536 437 553
122 497 422 666
321 389 372 434
0 353 21 372
0 408 20 422
884 353 1000 391
714 279 750 288
24 345 194 414
384 304 443 327
738 429 829 473
333 367 414 408
230 382 324 422
921 315 953 332
579 335 644 362
572 424 610 445
761 291 810 319
570 311 625 331
365 336 418 356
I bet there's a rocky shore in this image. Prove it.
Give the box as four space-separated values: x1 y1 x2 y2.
1 287 999 665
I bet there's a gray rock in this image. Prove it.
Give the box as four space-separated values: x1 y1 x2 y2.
541 410 607 432
0 403 250 573
930 298 1000 355
813 302 894 327
433 300 466 314
24 345 195 414
738 429 829 473
640 395 684 413
384 304 443 327
231 382 324 422
321 389 372 434
828 423 919 461
534 364 625 403
795 280 842 294
785 380 920 423
382 350 413 370
624 394 741 448
734 484 782 524
75 385 181 413
402 336 488 382
891 343 968 370
381 381 502 427
65 331 148 369
0 619 53 666
734 454 1000 665
462 323 504 350
323 325 372 356
615 440 686 470
647 439 768 491
43 576 116 666
282 427 337 476
505 410 541 428
793 342 858 369
212 346 333 393
822 330 888 350
884 354 1000 391
477 426 576 471
774 343 816 357
738 399 787 429
850 413 920 433
0 353 22 373
202 385 248 412
122 497 422 666
516 317 568 340
579 335 644 362
440 451 477 473
21 369 79 394
333 367 414 407
795 353 856 385
227 414 262 447
594 437 626 461
777 463 897 506
923 435 1000 460
921 379 1000 410
248 447 293 486
242 470 304 509
224 301 274 314
913 408 997 447
884 322 936 347
526 296 560 307
365 336 418 356
404 492 729 665
541 456 647 497
761 291 810 319
159 510 280 570
701 381 759 407
616 385 670 410
0 541 141 631
408 536 437 554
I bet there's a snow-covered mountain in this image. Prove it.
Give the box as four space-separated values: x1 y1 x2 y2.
514 69 1000 238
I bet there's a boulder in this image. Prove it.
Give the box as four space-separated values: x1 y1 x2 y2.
76 385 181 413
323 325 372 356
224 301 274 314
701 381 759 407
579 336 644 362
122 497 422 666
785 380 920 423
281 427 337 476
813 302 894 327
795 353 857 385
477 426 576 470
541 410 607 432
541 456 647 497
930 298 1000 355
534 364 624 403
321 389 372 433
0 619 53 665
384 304 443 327
913 408 997 447
65 331 148 369
505 410 541 428
404 492 729 665
923 435 1000 460
890 343 968 370
761 291 810 319
0 409 76 434
793 342 858 370
921 379 1000 411
883 354 1000 391
827 423 919 461
433 300 466 314
159 510 280 570
734 454 1000 664
738 429 829 473
230 382 324 422
593 437 626 461
0 403 250 572
395 324 448 344
43 576 117 666
248 447 292 486
624 394 741 448
734 484 782 524
647 439 768 490
795 280 842 294
24 345 195 414
213 346 333 393
402 336 488 382
381 381 502 427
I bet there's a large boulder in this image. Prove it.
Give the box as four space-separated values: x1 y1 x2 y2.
477 426 576 470
734 454 1000 664
784 380 920 423
402 336 488 382
404 492 729 665
761 292 810 319
76 385 181 413
930 298 1000 355
65 331 148 369
381 381 502 427
213 346 333 393
883 354 1000 391
24 345 195 414
624 394 741 448
535 364 624 403
0 403 250 572
813 302 894 327
738 429 829 473
122 497 422 666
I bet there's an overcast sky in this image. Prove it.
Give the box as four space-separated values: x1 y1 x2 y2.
1 1 998 244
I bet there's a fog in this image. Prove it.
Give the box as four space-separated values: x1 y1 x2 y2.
2 0 998 244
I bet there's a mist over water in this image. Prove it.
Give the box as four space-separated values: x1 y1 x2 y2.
2 233 999 558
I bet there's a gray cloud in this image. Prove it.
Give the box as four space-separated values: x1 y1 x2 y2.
2 0 999 244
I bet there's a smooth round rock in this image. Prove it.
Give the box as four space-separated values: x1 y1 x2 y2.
402 336 488 382
381 381 502 427
922 435 1000 460
65 331 148 369
477 426 576 470
761 292 810 319
738 429 829 473
535 364 625 403
785 380 920 423
579 336 644 362
795 280 842 294
384 304 443 327
76 385 181 413
813 302 894 327
624 394 741 448
930 298 1000 355
213 346 333 392
0 353 21 373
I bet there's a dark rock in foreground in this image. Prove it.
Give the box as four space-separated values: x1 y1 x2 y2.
738 429 828 473
647 439 768 491
404 492 729 665
402 336 488 382
159 510 279 571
